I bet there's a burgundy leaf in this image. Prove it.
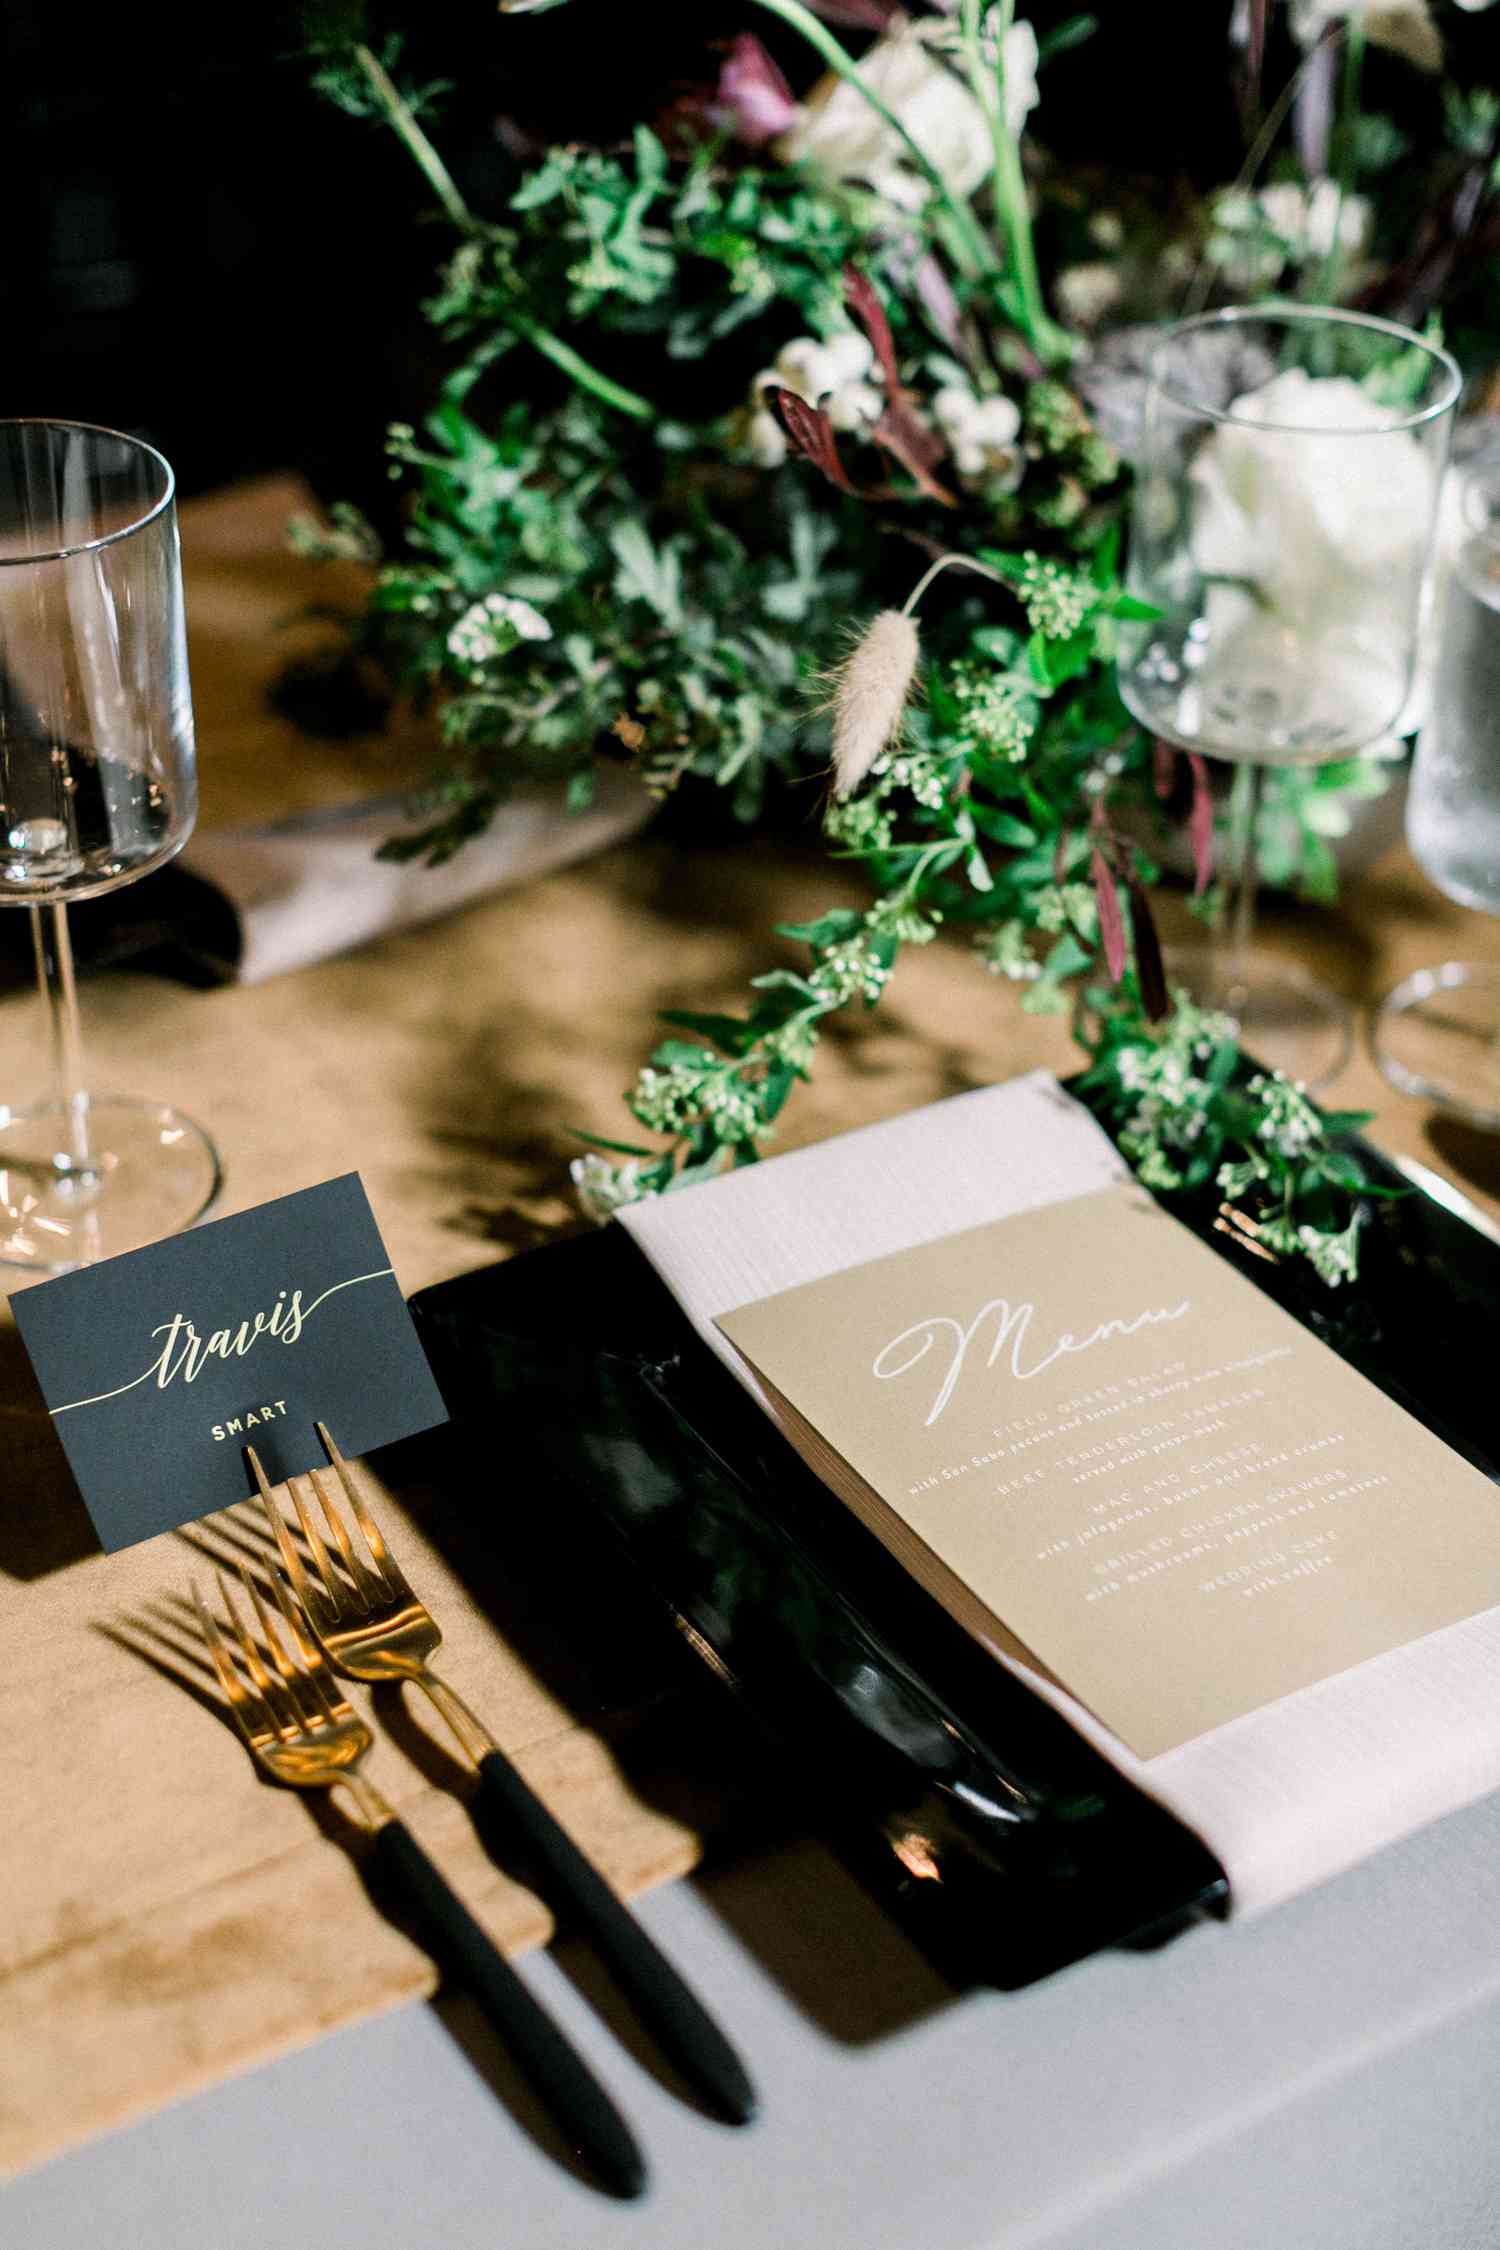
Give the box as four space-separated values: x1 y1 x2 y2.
1246 0 1268 84
1187 751 1215 898
871 411 960 506
766 386 863 497
1091 846 1128 984
712 33 800 146
1152 738 1176 803
844 263 954 498
844 265 902 393
1127 876 1170 1022
1233 0 1269 125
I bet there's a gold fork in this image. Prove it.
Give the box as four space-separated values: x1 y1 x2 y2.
251 1426 756 2127
192 1559 645 2197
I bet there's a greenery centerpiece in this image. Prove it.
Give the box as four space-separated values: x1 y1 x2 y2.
296 0 1500 1281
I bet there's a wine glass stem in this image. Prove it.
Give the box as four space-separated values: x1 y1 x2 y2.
30 903 93 1176
1225 760 1262 989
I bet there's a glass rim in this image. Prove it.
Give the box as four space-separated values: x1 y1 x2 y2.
0 417 176 567
1147 305 1464 437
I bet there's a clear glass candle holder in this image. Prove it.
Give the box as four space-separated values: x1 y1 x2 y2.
1117 306 1461 1086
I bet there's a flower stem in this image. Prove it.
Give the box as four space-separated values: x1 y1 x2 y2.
746 0 998 283
353 43 473 232
962 0 1053 360
510 314 656 422
901 551 1008 615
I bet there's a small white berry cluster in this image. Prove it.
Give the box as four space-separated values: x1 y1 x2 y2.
743 331 883 466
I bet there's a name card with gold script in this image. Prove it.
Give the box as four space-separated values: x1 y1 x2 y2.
9 1174 447 1550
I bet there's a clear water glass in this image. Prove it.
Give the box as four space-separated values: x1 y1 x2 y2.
1117 307 1461 1085
0 419 219 1268
1375 462 1500 1128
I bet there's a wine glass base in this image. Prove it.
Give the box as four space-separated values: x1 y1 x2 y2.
0 1097 221 1271
1372 962 1500 1131
1163 948 1353 1090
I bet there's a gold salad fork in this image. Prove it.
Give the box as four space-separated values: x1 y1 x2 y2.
192 1561 645 2197
251 1426 756 2127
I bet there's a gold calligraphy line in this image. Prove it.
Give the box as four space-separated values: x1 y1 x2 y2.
48 1268 397 1416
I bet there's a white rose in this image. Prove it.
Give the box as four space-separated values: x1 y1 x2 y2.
1191 369 1435 587
776 14 1038 210
1289 0 1442 71
1189 369 1444 735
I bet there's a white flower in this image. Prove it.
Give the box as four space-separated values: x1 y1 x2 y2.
932 383 1024 486
1289 0 1443 72
446 592 552 669
1055 261 1125 332
776 13 1039 212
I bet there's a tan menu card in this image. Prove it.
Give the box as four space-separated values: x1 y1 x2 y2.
717 1184 1500 1759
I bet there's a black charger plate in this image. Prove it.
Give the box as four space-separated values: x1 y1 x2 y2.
409 1099 1499 1988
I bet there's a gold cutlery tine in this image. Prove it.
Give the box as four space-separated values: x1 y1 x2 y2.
187 1554 646 2196
190 1578 269 1751
316 1419 415 1599
247 1450 336 1629
252 1430 756 2127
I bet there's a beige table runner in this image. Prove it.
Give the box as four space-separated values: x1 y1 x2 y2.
2 476 1498 2177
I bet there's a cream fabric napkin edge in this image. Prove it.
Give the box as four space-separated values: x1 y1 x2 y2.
618 1072 1500 1917
183 771 653 985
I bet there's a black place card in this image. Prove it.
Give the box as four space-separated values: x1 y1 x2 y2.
9 1174 449 1552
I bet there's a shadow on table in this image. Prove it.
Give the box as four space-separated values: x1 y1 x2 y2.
1425 1115 1500 1207
0 1319 101 1579
369 1424 965 2060
689 1836 961 2046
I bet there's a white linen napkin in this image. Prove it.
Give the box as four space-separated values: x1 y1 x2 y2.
618 1071 1500 1915
182 772 653 985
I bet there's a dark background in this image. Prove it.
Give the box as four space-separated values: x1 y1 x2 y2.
1 2 1246 505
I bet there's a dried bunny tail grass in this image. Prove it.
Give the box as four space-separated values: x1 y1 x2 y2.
826 609 920 798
